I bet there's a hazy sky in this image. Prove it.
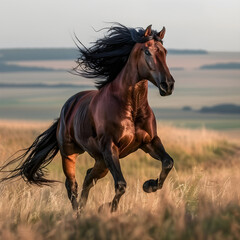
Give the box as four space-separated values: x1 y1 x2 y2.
1 0 239 51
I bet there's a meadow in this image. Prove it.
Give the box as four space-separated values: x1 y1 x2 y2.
0 120 240 240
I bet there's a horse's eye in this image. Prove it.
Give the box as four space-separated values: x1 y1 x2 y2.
144 49 151 56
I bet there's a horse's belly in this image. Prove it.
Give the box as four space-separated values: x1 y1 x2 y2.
77 128 152 160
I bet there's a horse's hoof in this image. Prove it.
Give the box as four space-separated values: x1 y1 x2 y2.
143 179 159 193
98 202 112 213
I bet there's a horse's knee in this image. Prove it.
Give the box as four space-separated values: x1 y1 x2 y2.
115 181 126 195
163 156 174 170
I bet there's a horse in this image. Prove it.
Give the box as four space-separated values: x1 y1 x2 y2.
0 23 175 213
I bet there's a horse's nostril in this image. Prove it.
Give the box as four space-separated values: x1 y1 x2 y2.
160 81 174 93
160 82 168 91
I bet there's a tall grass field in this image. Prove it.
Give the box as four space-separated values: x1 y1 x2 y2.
0 120 239 240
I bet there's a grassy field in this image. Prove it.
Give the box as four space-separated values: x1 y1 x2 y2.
0 120 240 240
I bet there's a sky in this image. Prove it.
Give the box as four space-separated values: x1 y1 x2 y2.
0 0 240 51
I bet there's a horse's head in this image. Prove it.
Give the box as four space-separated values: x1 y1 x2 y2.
136 25 175 96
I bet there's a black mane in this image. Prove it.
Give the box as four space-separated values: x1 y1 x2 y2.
74 23 162 89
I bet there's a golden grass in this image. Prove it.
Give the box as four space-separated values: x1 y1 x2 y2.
0 120 240 240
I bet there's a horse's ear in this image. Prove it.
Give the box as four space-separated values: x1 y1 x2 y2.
144 25 152 37
158 26 166 40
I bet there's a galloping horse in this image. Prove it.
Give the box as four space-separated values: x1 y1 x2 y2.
0 24 175 212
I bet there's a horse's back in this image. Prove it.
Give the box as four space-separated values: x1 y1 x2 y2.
61 90 96 122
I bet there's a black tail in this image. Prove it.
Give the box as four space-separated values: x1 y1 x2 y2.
0 119 60 186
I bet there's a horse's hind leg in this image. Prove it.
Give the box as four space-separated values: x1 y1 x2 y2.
141 136 174 193
62 153 79 210
79 160 108 212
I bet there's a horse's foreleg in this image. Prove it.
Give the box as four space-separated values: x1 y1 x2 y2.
79 160 108 212
99 141 126 212
141 136 174 193
62 154 79 210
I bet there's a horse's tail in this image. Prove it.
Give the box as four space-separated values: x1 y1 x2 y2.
0 119 60 186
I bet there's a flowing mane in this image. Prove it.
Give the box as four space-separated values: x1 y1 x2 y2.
74 23 162 89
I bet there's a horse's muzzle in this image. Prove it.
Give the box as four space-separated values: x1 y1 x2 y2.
159 77 175 96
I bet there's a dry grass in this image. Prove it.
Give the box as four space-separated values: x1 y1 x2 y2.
0 120 240 240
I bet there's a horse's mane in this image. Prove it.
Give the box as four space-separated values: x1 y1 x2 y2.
74 23 162 89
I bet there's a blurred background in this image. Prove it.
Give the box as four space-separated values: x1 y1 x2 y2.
0 0 239 130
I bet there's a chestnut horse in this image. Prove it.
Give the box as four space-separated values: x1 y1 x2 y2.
0 24 175 212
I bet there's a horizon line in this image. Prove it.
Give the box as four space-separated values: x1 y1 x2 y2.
0 47 239 53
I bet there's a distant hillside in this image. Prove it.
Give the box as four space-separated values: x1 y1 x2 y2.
0 61 58 72
170 67 184 71
0 48 208 62
0 48 78 61
200 62 240 70
199 104 240 114
168 49 208 55
0 83 92 88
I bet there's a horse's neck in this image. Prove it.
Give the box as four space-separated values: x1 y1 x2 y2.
129 80 148 110
109 63 149 110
